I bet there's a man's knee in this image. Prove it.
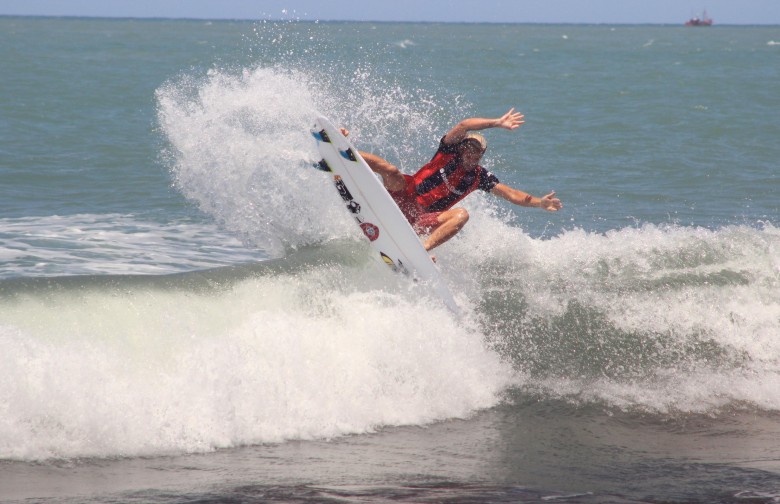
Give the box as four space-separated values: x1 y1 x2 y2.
452 208 469 225
442 208 469 228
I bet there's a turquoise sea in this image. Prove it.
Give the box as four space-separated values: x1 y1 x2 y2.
1 16 780 503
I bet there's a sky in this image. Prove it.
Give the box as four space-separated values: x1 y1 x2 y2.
1 0 779 25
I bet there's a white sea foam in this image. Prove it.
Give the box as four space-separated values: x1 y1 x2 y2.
445 201 780 413
0 214 265 279
2 207 778 459
0 264 511 460
394 39 416 48
156 67 345 257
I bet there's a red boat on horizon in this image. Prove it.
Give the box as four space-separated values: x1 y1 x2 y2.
685 10 713 26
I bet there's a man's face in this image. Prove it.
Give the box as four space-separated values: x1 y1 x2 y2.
459 140 485 167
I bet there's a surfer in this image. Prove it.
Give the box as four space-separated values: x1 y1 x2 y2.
344 108 562 251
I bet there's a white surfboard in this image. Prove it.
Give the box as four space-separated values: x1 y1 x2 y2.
311 114 459 313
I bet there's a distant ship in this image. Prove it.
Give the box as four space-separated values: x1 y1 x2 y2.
685 10 713 26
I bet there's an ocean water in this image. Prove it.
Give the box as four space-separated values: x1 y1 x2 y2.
1 16 780 503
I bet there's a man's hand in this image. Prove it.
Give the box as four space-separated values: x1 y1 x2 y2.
444 107 525 144
496 108 525 130
540 191 563 212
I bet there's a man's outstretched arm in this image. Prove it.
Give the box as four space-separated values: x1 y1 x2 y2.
491 183 563 212
442 108 525 145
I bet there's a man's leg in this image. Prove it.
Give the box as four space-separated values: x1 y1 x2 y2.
338 128 406 192
420 208 469 251
359 151 406 192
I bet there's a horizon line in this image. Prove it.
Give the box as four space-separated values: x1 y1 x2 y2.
1 13 779 27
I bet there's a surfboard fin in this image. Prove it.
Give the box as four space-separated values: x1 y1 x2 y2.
380 252 410 276
380 252 397 271
312 129 331 143
339 148 357 162
314 159 332 172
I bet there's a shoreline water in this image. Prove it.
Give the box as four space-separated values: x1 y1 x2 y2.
2 403 780 503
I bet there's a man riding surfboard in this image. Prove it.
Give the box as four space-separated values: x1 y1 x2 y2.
344 108 562 252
